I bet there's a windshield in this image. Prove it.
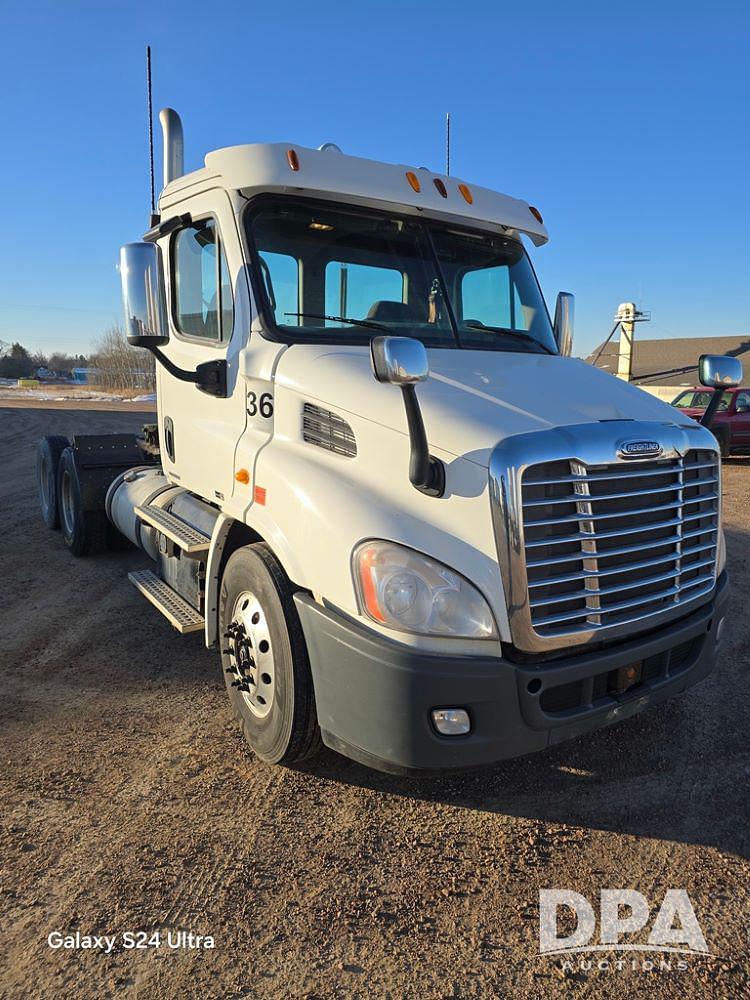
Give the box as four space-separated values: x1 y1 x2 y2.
672 390 732 411
246 197 556 354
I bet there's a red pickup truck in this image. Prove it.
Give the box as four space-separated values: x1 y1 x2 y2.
672 386 750 456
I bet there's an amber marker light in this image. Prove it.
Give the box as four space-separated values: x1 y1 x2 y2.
356 545 386 623
458 183 473 204
433 178 448 198
235 469 250 484
529 205 544 224
287 149 300 171
405 171 421 193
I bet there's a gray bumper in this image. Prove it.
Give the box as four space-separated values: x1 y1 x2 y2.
295 572 729 775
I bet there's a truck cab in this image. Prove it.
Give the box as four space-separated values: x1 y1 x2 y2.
37 110 737 775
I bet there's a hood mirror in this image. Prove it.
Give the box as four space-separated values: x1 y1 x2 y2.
553 292 574 357
370 336 444 498
699 354 742 389
371 335 429 384
698 354 743 430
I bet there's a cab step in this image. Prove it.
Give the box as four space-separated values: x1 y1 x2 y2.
134 504 210 555
128 569 205 634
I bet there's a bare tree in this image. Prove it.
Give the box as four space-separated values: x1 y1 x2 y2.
92 325 155 391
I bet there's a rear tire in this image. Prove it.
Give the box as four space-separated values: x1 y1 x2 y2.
36 435 70 529
57 448 109 557
219 543 322 766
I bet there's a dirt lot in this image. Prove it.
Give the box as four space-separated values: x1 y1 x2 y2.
1 404 748 999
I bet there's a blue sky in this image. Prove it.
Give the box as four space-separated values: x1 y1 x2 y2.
1 0 747 358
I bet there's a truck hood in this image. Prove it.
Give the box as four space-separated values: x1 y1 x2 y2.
276 345 698 467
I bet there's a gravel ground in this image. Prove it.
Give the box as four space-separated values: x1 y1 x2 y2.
1 403 748 999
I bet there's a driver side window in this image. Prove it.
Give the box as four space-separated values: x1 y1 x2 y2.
173 219 234 342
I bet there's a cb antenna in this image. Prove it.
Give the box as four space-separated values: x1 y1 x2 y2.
445 112 451 176
146 45 157 224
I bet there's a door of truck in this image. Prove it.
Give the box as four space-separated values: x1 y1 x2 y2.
730 390 750 447
156 191 248 504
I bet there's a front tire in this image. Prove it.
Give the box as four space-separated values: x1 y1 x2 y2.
219 543 321 766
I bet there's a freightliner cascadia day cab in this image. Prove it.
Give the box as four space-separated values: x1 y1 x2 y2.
36 109 739 775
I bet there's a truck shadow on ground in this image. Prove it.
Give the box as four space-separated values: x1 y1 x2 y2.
296 524 750 859
298 698 748 858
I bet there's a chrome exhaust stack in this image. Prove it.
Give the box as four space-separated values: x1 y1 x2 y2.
159 108 184 187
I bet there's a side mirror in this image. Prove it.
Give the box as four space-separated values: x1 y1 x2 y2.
699 354 742 389
371 335 429 384
119 242 169 348
553 292 574 357
119 241 227 397
370 336 444 498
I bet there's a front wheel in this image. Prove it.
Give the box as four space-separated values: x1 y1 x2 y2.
219 543 322 766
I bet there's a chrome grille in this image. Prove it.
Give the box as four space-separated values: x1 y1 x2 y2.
521 449 719 640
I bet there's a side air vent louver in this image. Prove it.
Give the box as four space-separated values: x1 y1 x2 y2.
302 403 357 458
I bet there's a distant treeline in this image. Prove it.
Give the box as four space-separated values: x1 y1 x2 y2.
0 341 89 380
0 327 155 390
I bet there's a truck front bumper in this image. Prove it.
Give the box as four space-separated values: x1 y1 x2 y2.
295 571 728 775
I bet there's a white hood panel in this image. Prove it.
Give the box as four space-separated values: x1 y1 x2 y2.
276 345 693 467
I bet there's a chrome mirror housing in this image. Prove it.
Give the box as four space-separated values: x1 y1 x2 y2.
699 354 742 389
370 336 444 497
119 242 169 347
371 336 429 385
553 292 574 357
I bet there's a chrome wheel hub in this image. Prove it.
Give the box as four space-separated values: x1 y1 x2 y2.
224 591 275 719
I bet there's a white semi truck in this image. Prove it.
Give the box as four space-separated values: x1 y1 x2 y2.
36 110 738 774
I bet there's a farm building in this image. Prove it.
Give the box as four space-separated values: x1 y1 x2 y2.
586 334 750 400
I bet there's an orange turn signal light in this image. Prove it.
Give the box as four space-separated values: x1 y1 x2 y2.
235 469 250 484
529 205 544 224
405 171 421 193
287 149 300 171
357 545 386 623
458 183 473 205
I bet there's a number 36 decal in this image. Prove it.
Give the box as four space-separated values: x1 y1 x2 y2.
247 391 274 418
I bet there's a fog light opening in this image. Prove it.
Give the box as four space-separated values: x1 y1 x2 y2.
431 708 471 736
527 678 542 695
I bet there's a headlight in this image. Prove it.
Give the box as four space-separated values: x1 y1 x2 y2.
353 540 497 639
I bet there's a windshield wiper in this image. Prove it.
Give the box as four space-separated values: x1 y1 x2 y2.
284 312 389 333
463 320 554 354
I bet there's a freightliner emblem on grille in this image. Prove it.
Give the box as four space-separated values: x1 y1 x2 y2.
618 440 663 458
